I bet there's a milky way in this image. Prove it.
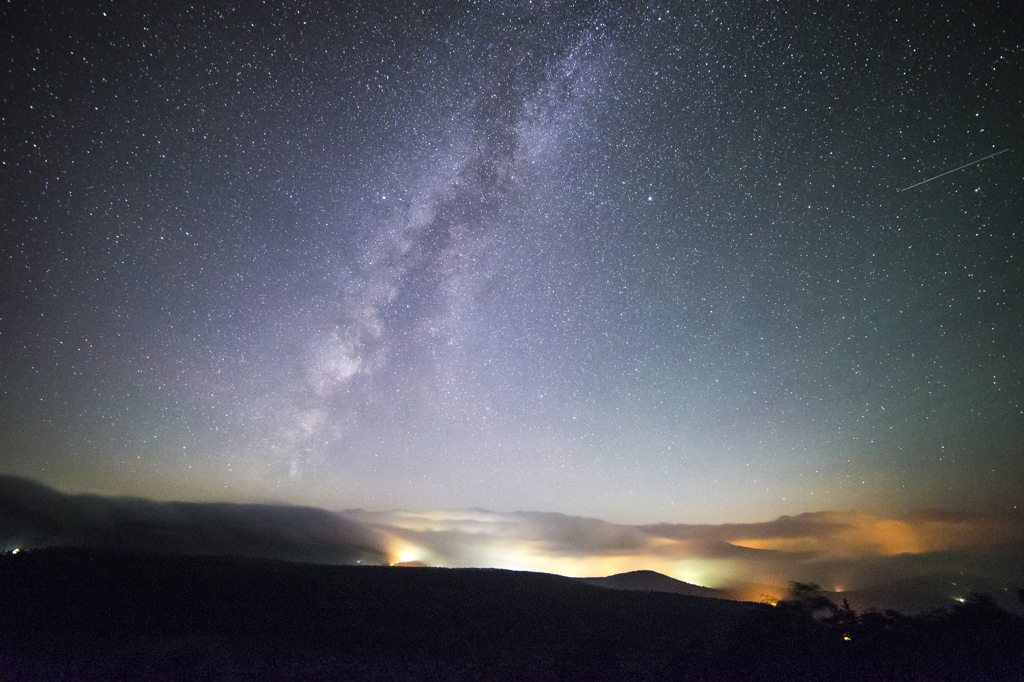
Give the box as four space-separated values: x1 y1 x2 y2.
2 2 1021 523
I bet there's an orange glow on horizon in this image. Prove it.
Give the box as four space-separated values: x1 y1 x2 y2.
358 508 1022 596
727 511 1022 558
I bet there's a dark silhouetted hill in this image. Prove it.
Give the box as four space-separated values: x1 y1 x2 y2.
1 547 1022 680
579 569 726 599
0 547 754 680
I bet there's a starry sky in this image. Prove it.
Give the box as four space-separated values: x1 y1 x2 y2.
2 1 1022 526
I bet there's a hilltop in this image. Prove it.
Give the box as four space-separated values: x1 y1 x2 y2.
1 547 1021 680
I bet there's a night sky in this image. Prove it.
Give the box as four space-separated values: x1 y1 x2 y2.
3 1 1022 526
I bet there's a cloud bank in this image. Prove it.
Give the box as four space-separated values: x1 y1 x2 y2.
349 507 1024 599
0 475 388 565
2 476 1020 610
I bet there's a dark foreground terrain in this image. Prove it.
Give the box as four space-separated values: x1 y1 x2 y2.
0 548 1021 680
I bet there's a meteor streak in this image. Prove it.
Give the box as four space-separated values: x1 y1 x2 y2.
897 148 1010 192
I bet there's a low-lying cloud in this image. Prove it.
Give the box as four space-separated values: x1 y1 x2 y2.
2 475 1020 611
0 475 388 565
350 507 1023 597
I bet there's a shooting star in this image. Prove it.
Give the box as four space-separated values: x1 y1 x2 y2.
897 148 1010 192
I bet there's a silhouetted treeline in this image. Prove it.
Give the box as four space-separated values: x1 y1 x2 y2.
729 582 1024 681
0 549 1020 680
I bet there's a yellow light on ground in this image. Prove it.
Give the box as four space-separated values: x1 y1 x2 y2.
385 538 428 567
